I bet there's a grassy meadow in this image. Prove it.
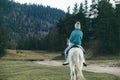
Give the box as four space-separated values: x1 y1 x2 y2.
0 49 120 80
0 60 120 80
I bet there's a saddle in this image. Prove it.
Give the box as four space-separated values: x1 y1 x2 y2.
71 45 79 48
66 45 85 55
66 45 79 55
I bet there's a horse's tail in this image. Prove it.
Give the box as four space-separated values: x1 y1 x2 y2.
74 48 86 80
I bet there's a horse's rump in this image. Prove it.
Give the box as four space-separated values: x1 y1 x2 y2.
68 47 86 80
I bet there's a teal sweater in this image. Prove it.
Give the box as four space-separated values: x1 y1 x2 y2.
69 29 83 45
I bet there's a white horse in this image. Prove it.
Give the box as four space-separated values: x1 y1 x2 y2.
67 45 86 80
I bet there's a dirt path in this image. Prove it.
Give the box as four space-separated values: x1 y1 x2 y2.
83 64 120 77
35 60 120 77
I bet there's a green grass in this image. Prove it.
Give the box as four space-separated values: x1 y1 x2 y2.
0 60 69 80
0 60 120 80
0 49 120 80
90 54 120 60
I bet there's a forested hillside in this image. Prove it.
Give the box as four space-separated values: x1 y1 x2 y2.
0 0 65 39
0 0 119 55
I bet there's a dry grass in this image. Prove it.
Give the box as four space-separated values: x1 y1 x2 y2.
1 49 62 61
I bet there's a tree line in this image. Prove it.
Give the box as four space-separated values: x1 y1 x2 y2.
0 0 120 56
0 0 65 56
56 0 120 54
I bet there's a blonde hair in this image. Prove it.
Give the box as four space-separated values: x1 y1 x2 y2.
74 21 81 29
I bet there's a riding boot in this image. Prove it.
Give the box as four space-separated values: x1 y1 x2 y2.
63 54 69 65
83 62 87 67
63 61 69 65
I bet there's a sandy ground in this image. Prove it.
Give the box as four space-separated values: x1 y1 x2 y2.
35 60 120 77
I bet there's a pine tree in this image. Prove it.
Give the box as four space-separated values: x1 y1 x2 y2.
115 4 120 53
0 27 8 56
84 0 88 16
73 3 79 14
67 6 70 14
0 0 9 56
96 0 116 54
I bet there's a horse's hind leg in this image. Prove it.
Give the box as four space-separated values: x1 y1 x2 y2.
77 66 86 80
76 53 86 80
73 65 76 80
80 71 86 80
70 63 76 80
79 51 86 66
76 66 85 80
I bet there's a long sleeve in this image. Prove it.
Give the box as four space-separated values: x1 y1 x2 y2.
69 29 83 45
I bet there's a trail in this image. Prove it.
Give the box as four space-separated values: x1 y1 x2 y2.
35 60 120 77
